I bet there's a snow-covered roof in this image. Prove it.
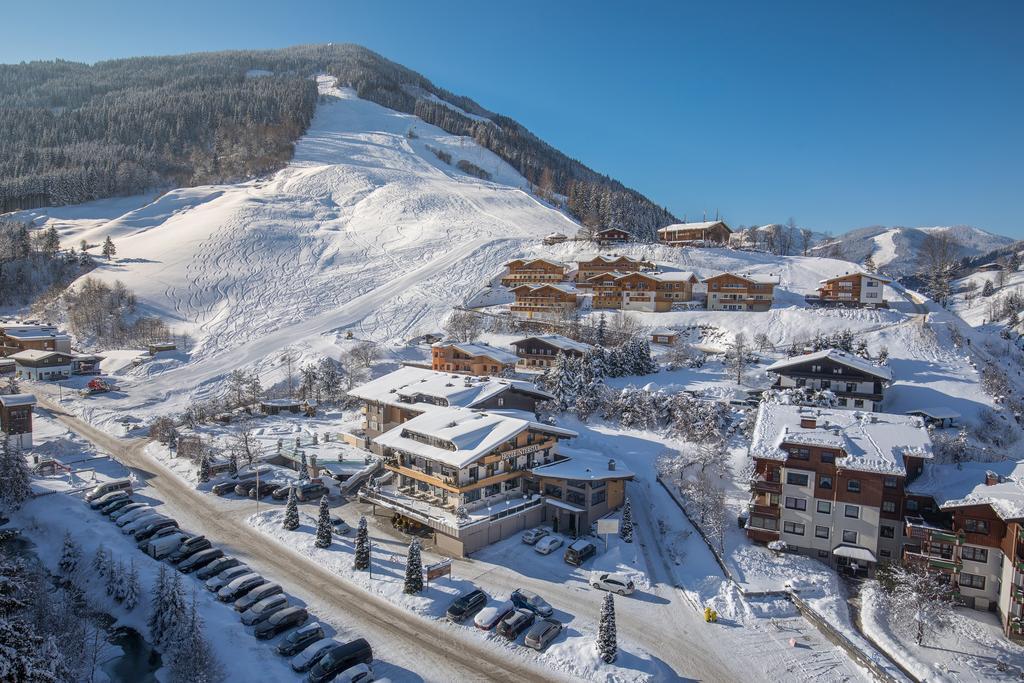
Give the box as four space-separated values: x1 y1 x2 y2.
510 334 594 353
750 404 932 475
649 271 698 283
372 405 577 469
907 460 1024 521
704 272 780 285
818 271 892 284
578 254 648 265
3 331 69 341
906 407 961 420
531 446 635 481
657 220 729 234
0 394 36 408
9 350 72 363
348 366 551 409
649 327 677 337
594 227 632 236
764 349 893 382
431 341 519 365
509 283 578 294
832 544 876 563
505 257 567 269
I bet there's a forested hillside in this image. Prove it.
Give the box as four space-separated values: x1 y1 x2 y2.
0 44 677 238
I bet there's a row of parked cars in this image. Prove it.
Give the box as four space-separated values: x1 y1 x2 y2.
208 467 329 501
85 479 379 682
446 587 563 651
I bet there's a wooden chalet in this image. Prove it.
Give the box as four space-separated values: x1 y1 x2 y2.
500 258 569 287
588 270 699 312
575 255 654 284
10 350 74 380
509 283 579 320
0 323 71 357
649 328 679 345
531 449 634 538
593 228 632 246
510 335 594 369
0 393 36 449
817 272 891 308
431 341 519 376
765 349 893 411
657 221 732 246
703 272 779 311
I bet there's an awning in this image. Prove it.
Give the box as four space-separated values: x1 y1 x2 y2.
545 498 584 513
832 544 877 563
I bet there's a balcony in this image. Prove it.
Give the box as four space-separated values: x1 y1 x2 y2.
750 476 782 494
749 503 781 518
746 527 780 543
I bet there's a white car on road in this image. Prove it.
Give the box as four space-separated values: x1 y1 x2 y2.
590 571 635 595
533 535 563 555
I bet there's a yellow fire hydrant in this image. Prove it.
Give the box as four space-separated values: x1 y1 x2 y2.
703 607 718 623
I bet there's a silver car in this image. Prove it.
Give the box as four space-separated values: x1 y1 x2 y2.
524 618 562 651
240 594 289 626
205 564 251 592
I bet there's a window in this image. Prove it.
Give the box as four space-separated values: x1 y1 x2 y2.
879 549 891 558
846 383 857 393
817 500 832 514
844 505 859 519
906 499 919 512
884 476 898 489
543 484 563 498
963 519 991 535
567 490 586 506
880 525 895 539
842 530 858 544
815 525 830 539
818 475 833 490
788 448 810 461
463 489 481 503
960 573 986 590
882 500 897 513
787 472 810 487
748 516 779 531
961 546 989 563
504 478 520 491
853 399 864 408
785 497 807 511
591 490 607 506
847 479 861 493
820 451 836 464
783 522 805 536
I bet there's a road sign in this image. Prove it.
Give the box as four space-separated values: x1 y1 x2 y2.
596 519 619 535
425 558 452 582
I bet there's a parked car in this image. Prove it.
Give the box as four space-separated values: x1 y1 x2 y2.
521 527 548 545
590 571 635 596
474 600 515 631
218 573 266 602
496 608 535 640
100 497 135 515
110 503 147 522
295 482 328 502
248 480 281 499
178 547 224 574
234 481 259 496
510 589 553 618
563 539 597 566
275 622 325 657
290 638 337 673
205 564 251 592
333 663 373 683
254 606 307 640
307 639 373 683
134 518 179 542
138 525 181 550
524 618 562 651
122 513 163 535
211 481 238 496
115 506 154 527
196 556 241 580
90 490 129 510
235 582 282 612
85 478 132 502
533 535 563 555
168 536 211 564
446 589 488 623
145 532 188 560
330 516 352 535
271 484 294 500
240 594 289 626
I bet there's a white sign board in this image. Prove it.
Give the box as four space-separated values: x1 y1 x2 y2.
596 519 619 535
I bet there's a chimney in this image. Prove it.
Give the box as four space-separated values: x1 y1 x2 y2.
800 417 817 429
985 471 999 486
608 459 616 471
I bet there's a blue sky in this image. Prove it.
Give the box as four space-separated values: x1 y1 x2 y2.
4 1 1022 237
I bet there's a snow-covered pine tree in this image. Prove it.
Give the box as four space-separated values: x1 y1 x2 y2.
148 565 169 644
637 338 657 375
597 592 618 663
354 516 370 570
0 435 32 509
619 499 634 543
166 589 225 683
596 312 607 347
983 280 996 297
853 338 870 359
106 558 122 597
156 571 188 650
123 561 140 611
58 532 81 577
314 495 332 548
92 544 109 578
403 539 424 594
299 451 309 483
228 450 238 477
198 455 211 482
283 486 300 531
589 347 607 379
102 236 116 260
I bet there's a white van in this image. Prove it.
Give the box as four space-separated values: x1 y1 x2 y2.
146 532 188 560
85 478 133 502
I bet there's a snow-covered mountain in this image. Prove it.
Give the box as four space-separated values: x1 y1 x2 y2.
814 225 1015 276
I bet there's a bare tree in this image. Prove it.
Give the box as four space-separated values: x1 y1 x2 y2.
443 310 484 342
917 232 962 305
877 562 956 645
279 349 299 397
725 333 750 385
799 228 814 256
348 341 379 369
233 419 262 467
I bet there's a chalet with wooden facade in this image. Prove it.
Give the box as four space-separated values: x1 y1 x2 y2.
593 228 632 246
588 270 699 312
657 220 732 246
509 283 579 320
431 341 519 376
0 393 36 449
0 323 71 357
530 446 634 538
510 335 594 369
500 258 570 287
747 404 932 578
10 350 74 380
817 272 891 308
765 349 893 411
348 366 553 438
576 255 654 285
703 272 780 311
649 328 679 345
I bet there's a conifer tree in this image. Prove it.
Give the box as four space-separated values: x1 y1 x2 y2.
354 516 370 570
403 539 424 594
198 454 211 482
283 486 300 531
123 560 140 611
0 435 32 508
597 592 618 663
228 451 238 477
102 236 116 260
619 499 634 543
106 558 122 597
92 544 109 578
58 532 81 577
314 495 332 548
148 565 168 644
596 312 607 347
299 451 309 483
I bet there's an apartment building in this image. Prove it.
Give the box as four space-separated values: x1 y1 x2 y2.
499 258 570 287
765 349 893 411
588 271 699 312
703 272 780 311
0 323 71 357
431 341 518 376
818 272 892 308
747 404 933 577
510 335 594 369
0 393 36 449
509 283 579 320
657 220 732 246
530 446 634 538
575 255 654 284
